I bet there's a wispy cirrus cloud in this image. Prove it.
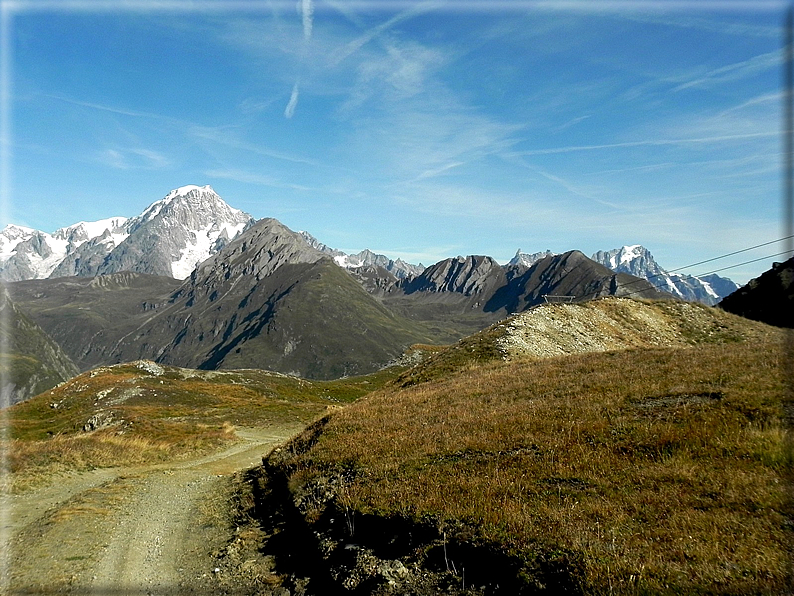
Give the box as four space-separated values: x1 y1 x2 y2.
514 131 777 157
329 0 440 66
284 82 300 118
204 167 319 191
189 124 327 167
618 12 781 39
716 91 781 116
43 93 166 120
672 49 781 92
97 147 170 170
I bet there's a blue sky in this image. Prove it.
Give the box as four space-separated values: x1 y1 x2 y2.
0 0 787 283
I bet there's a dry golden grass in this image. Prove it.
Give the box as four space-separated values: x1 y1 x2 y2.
288 340 790 593
2 361 404 489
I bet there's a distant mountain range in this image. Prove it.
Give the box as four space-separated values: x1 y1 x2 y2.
2 186 738 306
510 245 738 306
590 245 738 306
1 184 750 385
6 194 668 379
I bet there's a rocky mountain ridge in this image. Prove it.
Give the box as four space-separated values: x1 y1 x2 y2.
590 244 739 305
8 217 669 381
300 231 424 279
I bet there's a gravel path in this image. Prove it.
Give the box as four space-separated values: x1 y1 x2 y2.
3 424 303 595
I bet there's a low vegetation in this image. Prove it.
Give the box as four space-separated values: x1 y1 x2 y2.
394 297 782 388
279 337 789 593
2 360 403 490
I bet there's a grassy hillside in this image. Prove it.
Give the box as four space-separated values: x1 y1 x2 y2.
2 360 402 490
395 297 783 387
269 329 788 592
0 291 80 404
7 273 183 371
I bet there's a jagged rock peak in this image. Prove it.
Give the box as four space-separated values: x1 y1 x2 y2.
592 245 738 305
406 255 502 295
299 231 424 280
592 245 660 277
192 217 324 284
508 249 556 268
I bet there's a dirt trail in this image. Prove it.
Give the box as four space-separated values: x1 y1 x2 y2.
2 424 304 595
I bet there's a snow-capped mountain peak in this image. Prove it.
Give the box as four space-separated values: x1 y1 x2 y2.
52 217 129 249
0 218 132 281
99 185 254 280
0 225 36 259
1 185 255 282
592 245 738 305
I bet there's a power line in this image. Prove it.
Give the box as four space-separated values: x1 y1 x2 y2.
693 251 792 277
666 234 794 274
610 250 793 301
573 243 794 303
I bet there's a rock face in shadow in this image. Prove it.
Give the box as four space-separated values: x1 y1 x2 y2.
718 256 794 328
0 288 79 404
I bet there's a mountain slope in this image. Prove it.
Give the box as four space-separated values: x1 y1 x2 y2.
0 289 79 404
260 302 785 594
592 245 738 305
718 255 794 328
7 273 183 372
396 296 778 387
105 219 443 379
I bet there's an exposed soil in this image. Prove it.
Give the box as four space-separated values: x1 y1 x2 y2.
494 297 779 360
2 425 304 595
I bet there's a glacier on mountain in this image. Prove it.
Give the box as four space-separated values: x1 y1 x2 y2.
0 185 253 281
591 245 738 305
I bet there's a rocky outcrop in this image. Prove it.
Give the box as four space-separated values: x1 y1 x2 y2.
718 256 794 328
